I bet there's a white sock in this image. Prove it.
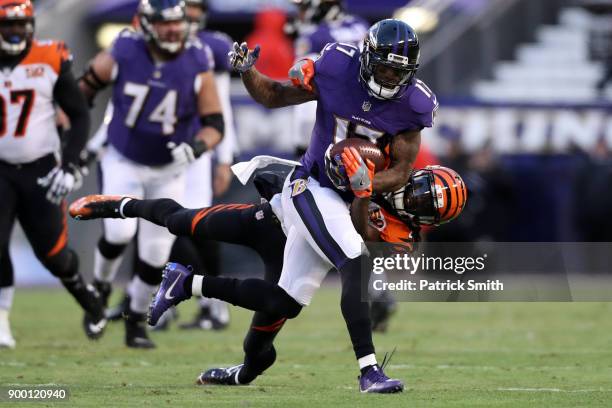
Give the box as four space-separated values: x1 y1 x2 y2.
0 286 15 311
94 248 123 283
127 276 158 314
192 275 204 297
358 354 377 370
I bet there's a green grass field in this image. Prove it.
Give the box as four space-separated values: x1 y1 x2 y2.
2 288 612 407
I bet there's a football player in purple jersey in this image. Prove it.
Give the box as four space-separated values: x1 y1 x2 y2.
171 0 237 331
289 0 369 157
78 0 224 349
220 18 438 392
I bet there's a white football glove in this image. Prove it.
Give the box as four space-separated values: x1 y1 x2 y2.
167 141 197 167
37 165 83 205
228 42 261 74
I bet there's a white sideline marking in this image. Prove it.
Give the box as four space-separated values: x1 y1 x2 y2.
498 387 612 393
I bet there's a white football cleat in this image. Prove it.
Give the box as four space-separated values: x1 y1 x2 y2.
0 309 16 349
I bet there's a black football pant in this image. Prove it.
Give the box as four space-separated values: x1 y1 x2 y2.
122 198 290 381
0 154 78 284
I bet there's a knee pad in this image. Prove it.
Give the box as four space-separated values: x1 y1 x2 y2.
44 248 78 279
135 258 163 286
98 237 127 260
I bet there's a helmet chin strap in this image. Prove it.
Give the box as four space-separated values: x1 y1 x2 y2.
367 77 399 99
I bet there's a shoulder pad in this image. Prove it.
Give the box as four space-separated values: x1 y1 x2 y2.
409 80 438 115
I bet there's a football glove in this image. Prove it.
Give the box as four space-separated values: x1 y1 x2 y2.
167 139 207 167
228 42 260 74
341 147 375 198
37 164 83 205
324 144 349 191
289 58 315 92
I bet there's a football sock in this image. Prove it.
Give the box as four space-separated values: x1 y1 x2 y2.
127 275 158 314
184 275 302 318
0 286 14 311
339 256 376 361
122 198 183 227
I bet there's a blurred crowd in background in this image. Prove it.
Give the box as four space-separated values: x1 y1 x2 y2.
12 0 612 284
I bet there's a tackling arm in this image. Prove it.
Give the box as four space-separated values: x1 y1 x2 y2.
373 130 421 193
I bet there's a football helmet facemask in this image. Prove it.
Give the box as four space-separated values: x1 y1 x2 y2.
0 0 34 56
384 165 467 226
360 19 420 99
138 0 189 55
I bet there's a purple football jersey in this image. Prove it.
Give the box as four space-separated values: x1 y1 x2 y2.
300 42 438 196
197 30 232 73
295 14 369 58
108 30 211 166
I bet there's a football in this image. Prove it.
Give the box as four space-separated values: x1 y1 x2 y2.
329 138 387 171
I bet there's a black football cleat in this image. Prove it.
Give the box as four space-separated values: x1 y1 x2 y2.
69 195 131 220
370 300 397 333
106 294 130 322
197 364 245 386
124 309 156 349
61 274 107 340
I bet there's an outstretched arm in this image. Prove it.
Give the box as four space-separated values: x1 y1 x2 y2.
241 67 317 108
229 42 317 108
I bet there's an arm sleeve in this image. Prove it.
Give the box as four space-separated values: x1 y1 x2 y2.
213 72 238 164
53 59 91 167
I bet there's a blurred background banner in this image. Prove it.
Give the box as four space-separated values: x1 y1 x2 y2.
12 0 612 286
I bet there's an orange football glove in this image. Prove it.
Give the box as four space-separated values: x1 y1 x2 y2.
341 146 375 198
288 58 315 92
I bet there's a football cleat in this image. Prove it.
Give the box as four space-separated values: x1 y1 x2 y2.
0 309 16 349
69 195 131 220
148 263 192 326
151 307 178 332
370 300 397 333
106 294 130 321
179 300 229 331
125 309 156 349
358 365 404 393
197 364 244 386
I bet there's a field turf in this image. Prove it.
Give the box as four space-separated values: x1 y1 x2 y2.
2 288 612 407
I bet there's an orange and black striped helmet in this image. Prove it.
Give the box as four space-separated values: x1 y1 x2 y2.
0 0 34 56
385 165 467 226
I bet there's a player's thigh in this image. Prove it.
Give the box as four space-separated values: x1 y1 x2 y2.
278 225 330 306
100 147 142 243
183 152 213 208
281 171 364 270
137 169 186 267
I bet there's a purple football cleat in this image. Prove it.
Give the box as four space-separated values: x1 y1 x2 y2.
359 365 404 393
148 263 192 326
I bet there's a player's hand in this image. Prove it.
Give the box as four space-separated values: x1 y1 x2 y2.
213 163 232 197
324 144 349 191
341 147 375 198
78 148 99 177
167 140 207 167
37 165 83 205
228 42 260 74
289 58 314 92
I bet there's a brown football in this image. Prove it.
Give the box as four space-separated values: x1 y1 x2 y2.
329 138 386 171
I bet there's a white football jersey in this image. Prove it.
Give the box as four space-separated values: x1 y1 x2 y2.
0 39 70 164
